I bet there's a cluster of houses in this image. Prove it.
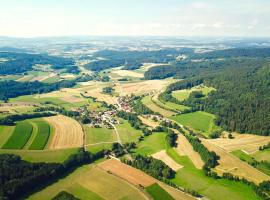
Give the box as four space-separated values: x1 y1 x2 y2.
117 96 132 112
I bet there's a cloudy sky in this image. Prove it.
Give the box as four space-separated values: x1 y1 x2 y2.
0 0 269 37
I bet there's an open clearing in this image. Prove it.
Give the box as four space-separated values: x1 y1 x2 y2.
111 69 144 78
141 95 176 117
98 158 156 187
29 163 147 200
207 133 270 154
201 139 270 184
152 150 183 171
146 183 174 200
253 149 270 162
84 126 117 145
167 148 261 200
116 120 142 143
138 116 160 128
44 115 84 149
175 134 204 169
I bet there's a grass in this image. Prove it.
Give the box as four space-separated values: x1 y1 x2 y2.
86 143 112 154
135 132 167 155
253 149 270 162
141 95 176 117
0 148 79 163
116 120 142 143
0 125 14 148
152 95 190 112
166 148 261 200
42 75 60 83
2 121 33 149
146 183 174 200
28 164 147 200
29 119 51 150
84 126 116 144
170 111 217 136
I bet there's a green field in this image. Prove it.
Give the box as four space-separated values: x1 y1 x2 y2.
29 119 51 150
84 126 116 144
0 126 14 147
153 96 190 112
253 149 270 162
86 143 112 154
146 183 174 200
42 75 60 83
170 111 217 136
0 148 79 163
2 121 33 149
141 95 176 117
166 148 261 200
116 120 142 143
172 85 215 101
135 132 167 155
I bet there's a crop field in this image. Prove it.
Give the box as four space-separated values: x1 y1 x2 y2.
44 115 84 149
207 133 270 154
166 148 261 200
159 183 195 200
84 126 117 145
141 95 176 117
172 85 215 101
135 132 167 155
29 164 148 200
0 103 35 114
138 116 160 128
170 111 217 136
2 121 33 149
0 148 79 163
111 69 144 78
28 119 51 150
201 139 270 184
146 183 174 200
98 159 156 187
0 125 15 147
116 120 142 143
152 150 183 171
175 134 204 169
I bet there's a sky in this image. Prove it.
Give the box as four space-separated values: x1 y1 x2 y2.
0 0 269 37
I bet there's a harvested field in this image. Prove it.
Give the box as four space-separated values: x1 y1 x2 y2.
44 115 84 149
201 139 270 184
152 150 183 171
207 133 270 154
159 183 196 200
175 134 204 169
112 70 144 78
98 158 156 187
138 116 159 128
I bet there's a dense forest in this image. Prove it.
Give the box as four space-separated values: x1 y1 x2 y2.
0 52 75 75
146 48 270 135
84 48 193 71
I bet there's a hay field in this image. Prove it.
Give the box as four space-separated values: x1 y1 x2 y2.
112 69 144 78
207 133 270 154
28 164 147 200
175 134 204 169
44 115 84 149
201 139 270 184
138 116 159 128
152 150 183 171
159 183 196 200
98 159 156 187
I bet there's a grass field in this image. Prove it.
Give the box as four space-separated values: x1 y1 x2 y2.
141 95 176 117
2 121 33 149
135 132 167 155
253 149 270 162
85 126 117 144
146 183 174 200
29 119 51 150
116 120 142 143
0 148 79 163
86 143 113 154
166 148 261 200
170 111 217 136
0 125 14 147
28 164 147 200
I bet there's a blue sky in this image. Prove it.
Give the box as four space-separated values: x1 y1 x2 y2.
0 0 269 37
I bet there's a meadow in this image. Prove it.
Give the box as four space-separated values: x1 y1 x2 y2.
116 120 142 143
146 183 174 200
85 126 117 144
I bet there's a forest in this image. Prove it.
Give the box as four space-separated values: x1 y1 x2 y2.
0 52 75 75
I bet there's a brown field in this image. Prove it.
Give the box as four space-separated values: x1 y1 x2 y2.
112 70 144 78
201 139 270 184
98 158 156 187
175 134 204 169
207 133 270 154
44 115 84 149
159 183 196 200
114 79 172 96
152 150 183 171
138 116 159 128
